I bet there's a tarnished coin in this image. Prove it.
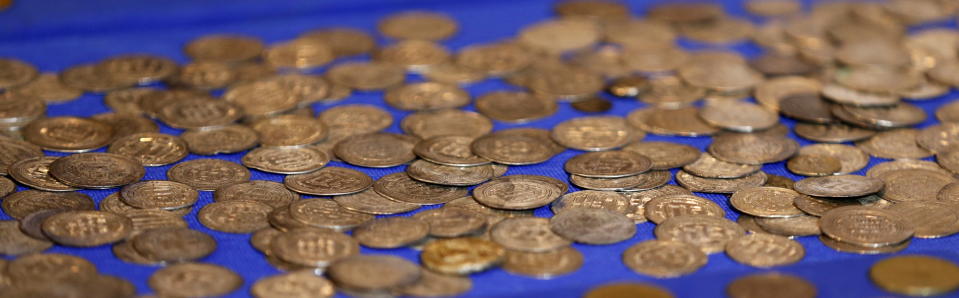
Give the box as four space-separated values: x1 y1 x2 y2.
267 206 313 232
7 156 77 191
0 58 38 89
318 104 393 137
754 214 821 237
333 189 420 215
443 196 534 226
264 39 334 70
41 210 132 247
940 182 959 203
0 176 13 197
334 133 417 168
550 208 635 244
856 129 933 159
414 136 491 166
422 62 486 85
251 271 335 298
820 234 911 254
455 42 531 75
886 201 959 238
918 123 959 153
378 11 458 41
551 190 630 215
798 144 869 174
149 263 242 297
792 194 857 217
622 240 707 278
644 194 725 224
1 190 94 220
787 154 842 176
502 247 584 279
107 132 188 166
385 82 469 111
166 158 250 191
99 54 178 85
398 269 472 296
132 228 216 262
564 150 651 178
473 175 565 210
199 200 273 233
4 253 97 283
868 159 951 178
420 237 505 275
300 27 375 57
326 61 405 90
630 106 719 137
373 172 467 205
794 123 876 143
60 63 131 92
10 73 81 103
23 116 114 152
938 150 959 174
727 273 816 298
243 146 329 174
490 217 571 252
250 227 282 254
676 170 768 194
284 166 372 196
571 97 613 114
620 185 692 223
584 282 675 298
353 217 429 249
215 180 298 209
870 255 959 297
551 116 637 151
794 175 884 198
406 160 494 186
877 169 955 202
49 153 145 189
223 82 299 118
470 133 556 165
834 103 928 129
682 153 761 179
116 208 190 236
709 134 798 165
699 101 779 132
725 233 804 267
0 137 43 176
288 199 373 231
327 255 422 293
622 142 700 170
181 125 259 155
100 191 190 217
474 91 557 123
120 180 198 210
113 239 161 265
730 187 803 218
402 109 493 140
157 99 242 129
655 215 745 254
0 220 52 255
570 170 670 192
937 100 959 123
167 61 235 90
519 19 599 53
413 207 487 237
820 206 913 247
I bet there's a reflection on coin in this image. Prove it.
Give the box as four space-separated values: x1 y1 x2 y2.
820 206 913 247
243 146 329 174
623 142 700 170
727 273 816 298
215 180 298 209
23 117 114 152
420 237 505 275
490 217 570 252
327 255 422 293
385 82 470 111
622 240 707 278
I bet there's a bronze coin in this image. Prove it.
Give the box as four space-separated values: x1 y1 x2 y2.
120 180 199 210
0 137 43 176
284 166 372 196
334 133 418 168
199 200 273 233
242 146 329 175
131 227 216 262
0 220 52 255
373 172 468 205
180 125 260 155
166 158 250 191
214 180 298 209
107 132 189 166
1 190 94 220
149 263 243 297
7 156 78 192
22 116 114 152
41 210 133 247
288 198 373 231
48 152 145 189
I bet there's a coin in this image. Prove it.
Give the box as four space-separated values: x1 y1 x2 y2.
787 154 842 177
0 220 52 255
796 144 869 174
413 136 491 166
475 91 557 122
181 125 259 155
22 116 114 152
584 282 674 298
918 123 959 153
470 133 556 165
676 170 768 194
384 82 469 111
1 190 95 220
622 141 699 170
727 273 816 298
413 207 487 237
334 133 417 168
700 100 779 132
564 150 651 178
243 146 329 174
284 166 372 196
223 81 299 118
0 58 37 89
7 156 77 192
870 255 959 296
271 227 359 267
644 194 725 224
333 188 420 215
886 201 959 238
107 132 188 166
289 199 373 231
420 237 505 275
443 196 534 225
166 158 250 191
120 180 198 210
92 112 160 140
5 253 97 283
490 217 570 252
198 200 273 233
878 169 955 202
682 153 761 179
754 215 821 237
821 206 913 247
794 175 885 198
550 208 635 244
551 190 630 215
856 129 933 159
10 73 81 103
131 227 216 262
211 181 295 209
327 254 421 294
373 172 467 205
0 137 42 176
263 39 334 70
794 122 876 143
249 115 327 147
40 210 132 247
502 246 583 279
156 98 242 129
730 187 804 218
251 271 335 298
938 150 959 174
655 215 745 254
551 116 637 151
60 63 131 92
48 152 144 189
455 42 531 75
378 11 458 40
326 61 405 90
473 175 565 210
0 176 13 196
317 104 392 136
622 240 707 278
402 109 493 140
709 134 798 165
352 217 429 249
149 263 242 297
724 233 804 267
570 170 670 192
407 160 493 186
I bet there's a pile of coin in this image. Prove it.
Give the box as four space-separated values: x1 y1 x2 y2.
3 0 959 296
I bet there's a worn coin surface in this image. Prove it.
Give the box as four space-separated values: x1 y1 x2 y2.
551 116 637 151
682 153 761 179
23 116 114 152
794 175 885 198
794 123 877 143
420 237 505 275
725 233 805 267
413 136 491 166
470 133 556 165
413 207 488 237
199 200 273 233
708 134 798 165
502 247 584 279
373 172 468 205
181 125 259 155
406 160 494 186
0 220 52 255
132 227 216 262
787 154 842 176
622 240 707 278
120 180 198 210
289 199 373 231
490 217 571 252
0 176 13 197
4 253 97 283
676 170 768 194
334 133 418 168
166 158 250 191
857 129 934 159
475 91 557 122
402 109 493 140
550 208 635 244
327 61 405 90
569 171 669 192
252 115 328 147
820 206 913 247
251 271 335 298
214 180 298 209
699 100 779 132
149 263 243 297
157 99 242 129
644 194 725 224
886 201 959 238
385 82 470 111
472 175 565 210
564 150 651 178
550 190 630 215
798 144 869 174
107 132 188 166
243 146 329 175
352 217 429 249
870 255 959 297
622 141 700 170
284 166 372 196
327 255 422 293
48 152 145 189
878 168 955 202
0 137 43 176
727 273 817 298
332 189 420 215
655 215 745 254
730 187 804 218
271 227 359 267
7 156 77 192
41 210 132 247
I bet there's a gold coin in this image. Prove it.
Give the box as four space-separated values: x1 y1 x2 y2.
871 255 959 296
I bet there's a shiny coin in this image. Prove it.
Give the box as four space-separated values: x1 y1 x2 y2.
149 263 242 297
730 187 803 218
284 166 372 196
682 153 761 179
490 217 571 252
551 116 637 151
288 199 373 231
214 180 298 209
571 97 614 114
166 158 250 191
318 104 393 137
621 185 693 223
413 136 491 166
473 175 565 210
373 172 467 205
333 189 420 215
584 282 674 298
22 116 114 152
502 247 584 279
352 217 429 249
7 156 77 191
676 170 768 194
727 273 816 298
644 194 725 224
327 255 421 293
48 153 144 189
1 190 94 220
334 133 417 168
868 159 951 178
655 215 745 254
223 81 299 118
857 129 934 160
787 154 842 176
131 227 216 262
886 201 959 238
243 146 329 174
402 109 492 140
622 240 707 278
550 208 635 244
794 175 884 198
470 132 556 165
820 206 913 247
725 233 804 267
413 207 487 237
622 141 700 170
181 125 259 155
107 132 188 166
420 237 505 275
406 160 494 186
251 115 328 147
0 220 52 255
709 134 798 165
41 210 132 247
120 180 198 210
475 91 557 122
870 255 959 297
327 61 405 90
564 150 651 178
877 169 955 202
251 271 335 298
198 200 273 233
267 206 313 232
385 82 469 111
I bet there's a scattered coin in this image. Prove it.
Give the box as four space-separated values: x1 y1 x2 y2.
7 156 78 191
397 269 473 297
166 158 250 191
402 109 493 140
798 144 869 174
41 210 132 247
623 141 700 170
655 215 745 254
794 122 877 143
550 208 636 244
870 255 959 297
502 247 584 279
23 116 114 152
727 273 816 298
794 175 885 198
284 166 372 196
584 282 675 298
180 125 259 155
886 201 959 238
214 180 298 209
470 132 556 165
149 263 242 297
243 146 329 174
406 160 494 186
730 187 803 218
699 100 779 132
709 134 798 165
490 217 571 252
131 227 216 262
787 154 842 176
725 233 805 267
473 175 565 210
107 132 188 166
413 207 487 238
413 135 491 166
120 180 198 210
420 237 505 275
271 227 359 267
48 152 145 189
353 217 429 249
622 240 707 278
551 116 637 151
682 153 761 179
0 220 52 255
820 206 913 247
251 271 335 298
334 133 417 167
754 215 821 237
644 194 725 224
857 129 934 159
198 200 273 233
288 199 373 231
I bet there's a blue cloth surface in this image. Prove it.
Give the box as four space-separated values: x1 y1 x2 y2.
2 0 959 297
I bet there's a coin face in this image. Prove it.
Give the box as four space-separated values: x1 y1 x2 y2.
334 133 417 168
724 233 805 267
502 247 584 279
166 159 250 191
550 208 635 244
199 200 273 233
787 154 842 176
223 81 299 118
870 255 959 297
676 170 768 194
149 263 242 297
584 282 675 298
727 273 816 298
289 199 373 231
654 215 745 254
793 175 885 198
797 144 869 174
378 11 458 40
856 129 934 159
794 123 877 143
372 172 467 205
352 217 429 249
623 141 700 170
398 269 472 297
644 194 725 224
5 253 97 283
402 109 493 140
333 188 420 215
551 116 636 151
0 58 38 89
41 210 133 247
0 220 52 255
271 227 359 267
131 227 216 262
107 132 189 166
622 240 706 278
682 153 761 179
251 271 336 298
284 166 372 196
470 133 556 165
120 180 198 210
23 117 114 152
7 156 78 192
473 175 565 210
327 61 405 90
384 82 469 111
252 115 329 147
420 237 505 275
214 180 298 209
886 201 959 238
699 101 779 132
729 187 804 218
754 215 821 237
243 146 329 174
490 217 571 252
564 150 652 178
406 160 494 186
413 207 488 237
820 206 913 247
709 134 799 165
551 190 630 215
475 91 557 122
413 136 491 166
181 125 260 155
877 169 955 202
48 153 145 189
157 99 242 129
327 254 422 292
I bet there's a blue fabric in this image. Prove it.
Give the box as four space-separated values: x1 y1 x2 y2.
3 0 959 297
